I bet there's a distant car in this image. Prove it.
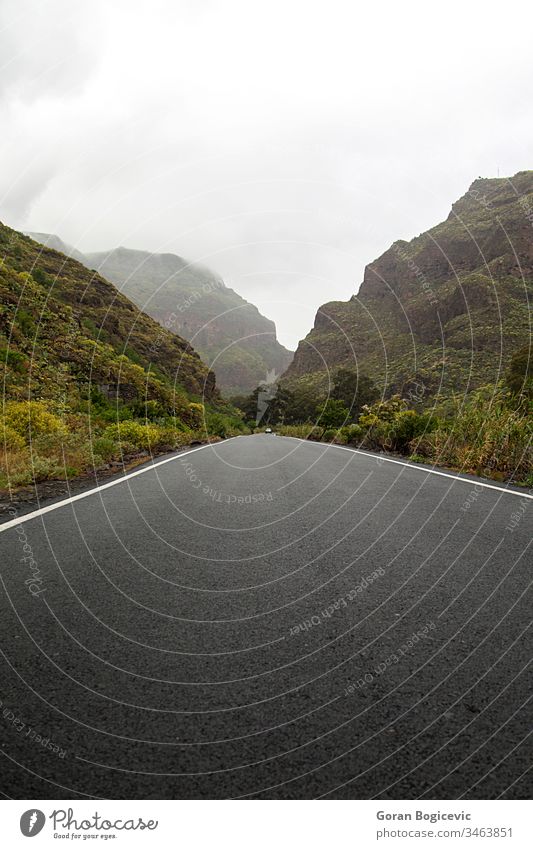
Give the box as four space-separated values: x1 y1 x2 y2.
265 427 272 433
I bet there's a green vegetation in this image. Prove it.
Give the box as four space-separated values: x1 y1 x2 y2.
31 241 294 396
276 388 532 485
316 398 350 434
0 224 247 491
283 172 533 407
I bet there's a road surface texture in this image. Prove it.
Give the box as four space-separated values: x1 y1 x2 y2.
0 434 531 799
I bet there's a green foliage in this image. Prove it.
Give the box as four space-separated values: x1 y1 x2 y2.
0 221 242 490
322 429 338 441
331 369 377 420
1 423 26 450
415 389 532 481
316 398 350 432
31 267 51 287
0 348 26 372
341 424 365 445
103 421 162 450
184 402 205 429
277 387 531 484
506 344 533 398
2 400 67 441
92 437 118 462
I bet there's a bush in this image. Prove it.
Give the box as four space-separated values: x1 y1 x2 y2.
2 400 67 442
184 402 205 429
415 390 532 480
388 409 436 451
1 424 26 451
103 421 161 451
356 396 436 452
341 424 365 445
92 437 118 462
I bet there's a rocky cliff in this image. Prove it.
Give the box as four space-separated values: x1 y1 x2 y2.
283 171 533 402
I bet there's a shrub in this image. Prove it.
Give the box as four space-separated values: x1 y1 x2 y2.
388 409 436 451
103 421 161 451
92 437 118 462
1 424 26 451
415 391 532 480
359 395 407 426
184 402 205 429
342 424 365 445
2 400 67 442
317 398 350 432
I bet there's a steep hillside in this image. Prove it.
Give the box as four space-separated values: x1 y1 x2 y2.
283 171 533 403
0 223 249 490
2 224 217 406
27 232 87 264
28 242 293 396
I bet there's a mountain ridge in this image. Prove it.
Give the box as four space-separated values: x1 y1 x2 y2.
283 171 533 403
28 235 293 396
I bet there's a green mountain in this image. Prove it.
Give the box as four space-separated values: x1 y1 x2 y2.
30 237 293 396
283 171 533 404
3 225 217 406
2 224 255 490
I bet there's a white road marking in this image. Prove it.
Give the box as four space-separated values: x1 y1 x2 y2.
281 436 533 500
1 434 531 534
0 441 229 533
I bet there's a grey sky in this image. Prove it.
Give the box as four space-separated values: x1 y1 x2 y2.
1 0 532 349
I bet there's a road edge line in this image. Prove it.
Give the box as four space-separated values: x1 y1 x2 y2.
279 436 533 500
0 439 234 533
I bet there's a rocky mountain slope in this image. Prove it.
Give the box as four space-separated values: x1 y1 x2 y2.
283 171 533 403
2 224 217 410
29 237 293 396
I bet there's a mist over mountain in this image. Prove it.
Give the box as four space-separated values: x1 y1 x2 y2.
9 227 217 404
28 236 293 396
283 171 533 404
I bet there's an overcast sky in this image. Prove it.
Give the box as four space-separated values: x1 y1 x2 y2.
1 0 532 349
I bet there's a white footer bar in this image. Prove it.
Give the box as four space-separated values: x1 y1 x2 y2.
2 799 531 848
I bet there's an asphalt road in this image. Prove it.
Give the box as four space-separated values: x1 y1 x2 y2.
0 434 531 799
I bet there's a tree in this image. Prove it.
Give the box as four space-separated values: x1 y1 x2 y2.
332 369 377 421
316 398 350 434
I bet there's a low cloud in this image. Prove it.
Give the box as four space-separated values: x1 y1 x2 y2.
1 0 532 347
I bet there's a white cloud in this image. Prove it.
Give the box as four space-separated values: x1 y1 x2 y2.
1 0 532 347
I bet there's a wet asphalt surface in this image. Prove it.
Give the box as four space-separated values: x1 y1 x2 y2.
0 434 531 799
